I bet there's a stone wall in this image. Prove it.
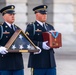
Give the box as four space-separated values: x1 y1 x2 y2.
27 0 43 23
0 0 28 31
53 0 76 49
54 0 74 34
74 0 76 32
27 0 54 25
0 0 6 23
43 0 54 25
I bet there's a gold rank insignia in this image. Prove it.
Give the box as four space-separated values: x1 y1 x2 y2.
26 32 29 35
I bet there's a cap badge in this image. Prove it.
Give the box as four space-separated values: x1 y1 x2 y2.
44 6 46 9
11 6 14 9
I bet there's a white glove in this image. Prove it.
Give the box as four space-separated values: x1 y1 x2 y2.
34 46 41 54
0 46 8 54
49 30 55 32
42 41 50 50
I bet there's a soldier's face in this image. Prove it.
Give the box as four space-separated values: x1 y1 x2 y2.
3 13 15 24
36 13 47 22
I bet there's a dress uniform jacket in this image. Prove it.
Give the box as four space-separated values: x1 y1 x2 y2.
0 22 24 70
25 21 56 69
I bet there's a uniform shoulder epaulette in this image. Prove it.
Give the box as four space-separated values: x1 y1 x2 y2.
46 22 53 26
14 24 19 27
46 22 50 25
14 24 20 30
28 22 34 25
45 23 50 26
30 22 34 24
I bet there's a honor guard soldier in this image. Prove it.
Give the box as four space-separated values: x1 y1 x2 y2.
25 5 56 75
0 5 24 75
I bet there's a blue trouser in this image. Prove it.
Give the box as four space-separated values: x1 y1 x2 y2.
0 69 24 75
33 67 56 75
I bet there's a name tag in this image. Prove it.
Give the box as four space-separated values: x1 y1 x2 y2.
35 29 42 32
3 32 10 34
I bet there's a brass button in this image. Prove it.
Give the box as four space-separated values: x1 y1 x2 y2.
2 55 4 57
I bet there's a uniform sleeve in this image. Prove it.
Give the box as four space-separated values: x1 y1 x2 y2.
52 25 55 30
50 24 55 30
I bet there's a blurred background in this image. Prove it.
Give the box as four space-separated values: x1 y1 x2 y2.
0 0 76 75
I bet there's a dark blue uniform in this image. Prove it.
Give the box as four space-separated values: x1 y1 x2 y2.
25 21 56 75
0 22 24 75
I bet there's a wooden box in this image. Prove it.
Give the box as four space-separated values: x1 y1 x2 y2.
42 31 62 48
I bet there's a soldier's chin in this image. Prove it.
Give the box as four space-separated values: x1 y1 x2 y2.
42 19 46 22
11 20 14 23
42 20 46 22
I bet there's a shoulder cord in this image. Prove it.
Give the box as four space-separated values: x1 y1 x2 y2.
0 26 3 40
32 23 39 46
33 23 35 35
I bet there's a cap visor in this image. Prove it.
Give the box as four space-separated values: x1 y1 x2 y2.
6 10 15 14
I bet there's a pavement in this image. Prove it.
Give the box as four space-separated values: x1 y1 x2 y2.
22 46 76 75
55 47 76 75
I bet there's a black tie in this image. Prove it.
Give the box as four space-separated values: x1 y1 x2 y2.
11 25 13 30
43 24 46 29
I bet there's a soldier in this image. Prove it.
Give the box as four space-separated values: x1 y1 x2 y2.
25 5 56 75
0 5 24 75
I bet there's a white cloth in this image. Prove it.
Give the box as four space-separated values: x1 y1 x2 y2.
0 46 8 54
49 30 55 32
34 46 41 54
36 20 43 27
36 20 45 27
42 41 50 50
